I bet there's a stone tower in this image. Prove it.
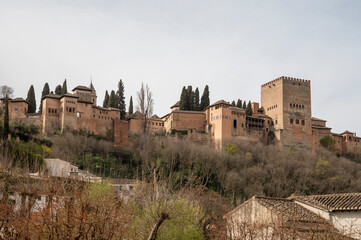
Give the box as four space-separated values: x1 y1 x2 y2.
261 76 312 150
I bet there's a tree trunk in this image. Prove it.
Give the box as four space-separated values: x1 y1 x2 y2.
147 212 170 240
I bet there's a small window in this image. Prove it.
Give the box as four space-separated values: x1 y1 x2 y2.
296 119 299 124
302 120 305 125
233 120 237 128
14 107 18 111
290 119 293 124
275 120 278 124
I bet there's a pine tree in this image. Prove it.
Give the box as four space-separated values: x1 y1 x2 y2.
61 79 68 94
129 95 134 115
108 90 117 108
179 86 187 110
237 99 242 108
242 101 247 109
200 85 210 110
3 95 9 140
26 85 36 113
55 85 62 95
246 101 253 116
194 87 200 110
39 83 50 113
116 79 126 119
103 90 110 107
231 100 236 106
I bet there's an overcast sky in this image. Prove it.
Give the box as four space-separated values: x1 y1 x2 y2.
1 0 360 134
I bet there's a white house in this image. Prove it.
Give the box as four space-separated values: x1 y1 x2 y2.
291 193 361 239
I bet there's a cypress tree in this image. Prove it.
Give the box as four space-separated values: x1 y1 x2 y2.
39 83 50 113
129 95 134 115
103 90 110 107
194 87 200 110
116 79 126 119
231 100 236 106
55 85 62 95
26 85 36 113
186 86 193 110
108 90 117 108
179 86 187 110
3 95 9 140
237 99 242 108
200 85 210 110
246 101 253 116
242 101 247 109
61 79 68 94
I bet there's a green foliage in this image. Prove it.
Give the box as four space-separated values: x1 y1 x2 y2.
236 99 242 108
129 95 134 115
55 85 62 95
87 180 114 202
315 157 332 177
245 100 252 116
39 82 50 112
223 143 236 155
116 79 126 119
320 136 336 151
26 85 36 113
103 90 110 107
242 101 246 109
200 85 210 110
180 86 188 110
108 90 117 108
194 87 200 111
11 121 40 141
231 100 236 106
61 79 67 94
187 86 194 110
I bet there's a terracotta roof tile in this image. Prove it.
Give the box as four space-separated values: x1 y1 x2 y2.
293 193 361 212
255 196 328 224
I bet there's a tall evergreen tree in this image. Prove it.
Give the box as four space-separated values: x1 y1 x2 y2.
39 83 50 113
200 85 210 110
194 87 200 110
128 95 134 115
108 90 117 108
242 101 247 109
246 101 253 116
103 90 110 107
236 99 242 108
187 86 193 110
55 85 62 95
26 85 36 113
61 79 68 94
231 100 236 106
3 95 9 139
116 79 126 119
179 86 187 110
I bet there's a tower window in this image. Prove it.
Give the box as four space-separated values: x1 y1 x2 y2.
296 119 299 124
290 119 293 124
302 120 305 125
233 120 237 128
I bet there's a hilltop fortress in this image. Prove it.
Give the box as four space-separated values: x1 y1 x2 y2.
1 76 360 155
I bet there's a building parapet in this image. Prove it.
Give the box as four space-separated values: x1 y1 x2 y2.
262 76 310 88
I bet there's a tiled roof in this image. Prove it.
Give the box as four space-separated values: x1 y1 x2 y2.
255 196 328 224
312 125 332 130
10 97 28 103
341 130 355 135
42 94 61 100
229 106 245 113
60 93 78 99
72 85 92 92
209 100 231 107
312 117 327 122
292 193 361 212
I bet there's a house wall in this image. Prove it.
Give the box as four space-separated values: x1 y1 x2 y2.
332 211 361 238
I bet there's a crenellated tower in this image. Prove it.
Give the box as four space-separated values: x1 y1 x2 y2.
261 76 312 149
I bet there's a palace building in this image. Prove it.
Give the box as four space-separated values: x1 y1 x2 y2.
1 77 360 155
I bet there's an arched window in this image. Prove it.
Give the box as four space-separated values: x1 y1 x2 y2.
233 119 237 128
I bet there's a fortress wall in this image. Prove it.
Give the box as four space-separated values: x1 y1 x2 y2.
114 120 128 147
42 98 61 133
172 111 206 132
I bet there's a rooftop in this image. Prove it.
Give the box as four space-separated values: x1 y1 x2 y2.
72 85 93 92
312 117 327 122
292 193 361 212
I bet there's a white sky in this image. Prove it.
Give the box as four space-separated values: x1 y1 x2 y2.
1 0 360 134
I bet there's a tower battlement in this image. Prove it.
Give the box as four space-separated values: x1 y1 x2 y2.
261 76 310 88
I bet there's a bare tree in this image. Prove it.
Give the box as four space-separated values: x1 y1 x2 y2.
0 85 14 98
136 82 154 134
